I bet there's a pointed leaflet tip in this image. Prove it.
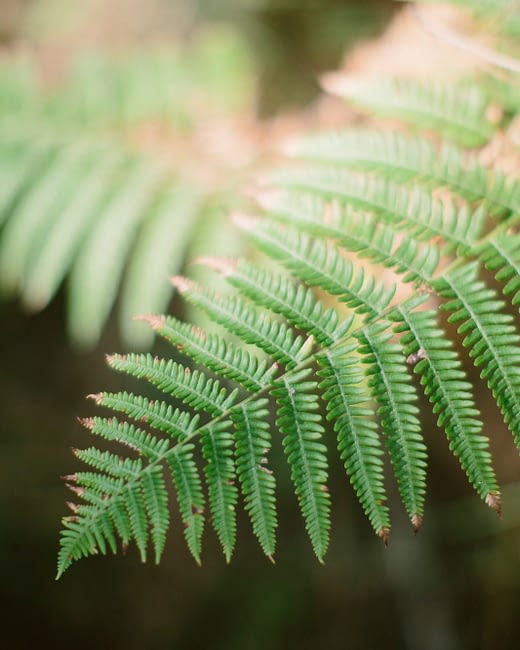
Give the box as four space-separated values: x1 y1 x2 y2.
66 483 85 497
194 256 236 276
411 514 423 533
78 417 94 430
485 492 502 518
133 313 166 330
86 393 103 404
170 276 193 293
379 527 390 546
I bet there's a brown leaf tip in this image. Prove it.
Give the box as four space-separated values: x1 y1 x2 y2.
195 256 236 276
171 276 193 293
133 313 165 330
66 484 85 497
485 492 502 517
411 514 423 533
379 527 391 546
78 417 94 430
87 393 103 404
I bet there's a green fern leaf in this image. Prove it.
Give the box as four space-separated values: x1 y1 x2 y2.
243 201 440 285
88 391 199 439
212 258 344 346
317 343 390 540
480 231 520 307
106 353 238 416
389 302 500 508
231 400 277 559
286 130 520 216
235 224 395 318
166 444 205 564
272 167 486 254
272 369 331 561
356 322 427 528
141 466 170 563
172 276 311 369
201 421 238 562
434 262 520 450
138 313 276 391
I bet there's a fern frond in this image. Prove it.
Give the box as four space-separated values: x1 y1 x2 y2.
233 225 395 319
201 420 238 562
272 167 486 254
171 276 311 369
317 343 390 540
480 231 520 307
272 369 331 561
208 258 345 346
137 313 276 391
231 400 277 559
434 262 520 449
243 198 440 285
88 391 199 439
166 444 205 564
287 130 520 215
322 75 495 146
58 23 520 576
356 322 427 528
389 301 499 506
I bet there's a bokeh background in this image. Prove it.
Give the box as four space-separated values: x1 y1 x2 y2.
1 1 520 648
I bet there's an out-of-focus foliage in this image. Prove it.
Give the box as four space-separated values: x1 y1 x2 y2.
0 26 254 348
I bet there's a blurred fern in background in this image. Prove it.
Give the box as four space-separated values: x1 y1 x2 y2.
0 26 255 348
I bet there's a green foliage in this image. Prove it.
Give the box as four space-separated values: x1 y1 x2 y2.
57 8 520 577
0 28 254 348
